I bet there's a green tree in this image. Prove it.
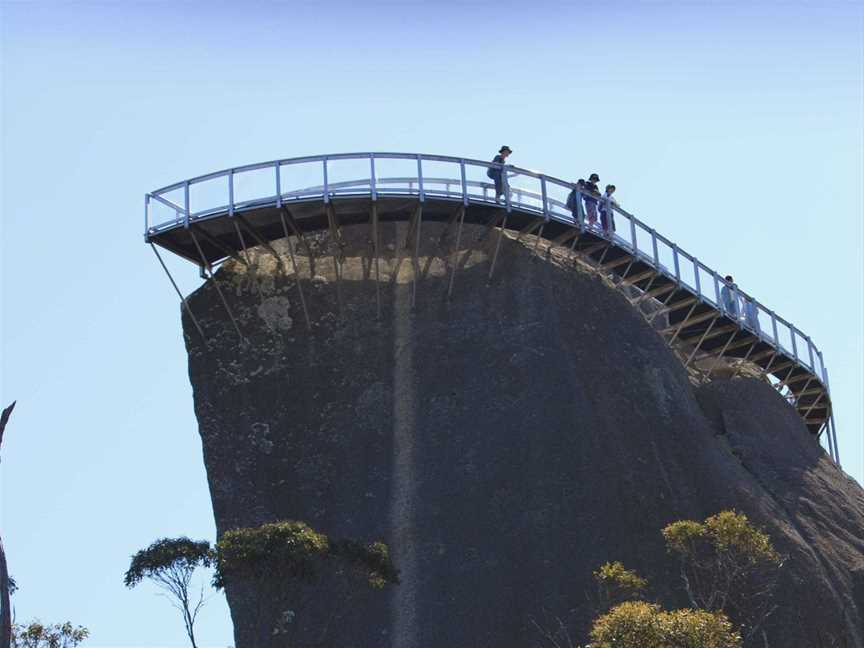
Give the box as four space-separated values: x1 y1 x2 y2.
662 510 782 643
589 601 741 648
213 520 398 646
124 538 213 648
11 621 88 648
592 561 648 613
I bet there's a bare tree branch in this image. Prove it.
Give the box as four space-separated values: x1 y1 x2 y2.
0 401 17 648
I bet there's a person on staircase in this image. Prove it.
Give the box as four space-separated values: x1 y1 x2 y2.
721 275 740 319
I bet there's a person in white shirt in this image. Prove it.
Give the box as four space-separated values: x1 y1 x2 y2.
598 184 618 232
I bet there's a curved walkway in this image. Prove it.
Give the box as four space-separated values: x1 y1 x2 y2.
144 152 839 462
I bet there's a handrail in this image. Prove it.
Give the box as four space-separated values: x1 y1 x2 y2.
144 152 834 442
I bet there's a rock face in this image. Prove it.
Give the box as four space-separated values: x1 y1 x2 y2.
182 221 864 647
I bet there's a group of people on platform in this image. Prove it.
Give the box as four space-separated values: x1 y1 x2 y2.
487 146 618 233
489 146 762 333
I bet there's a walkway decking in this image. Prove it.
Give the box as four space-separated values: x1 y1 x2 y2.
144 152 840 463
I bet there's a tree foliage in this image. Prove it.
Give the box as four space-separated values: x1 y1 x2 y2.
124 538 213 588
589 601 741 648
213 520 398 591
124 538 213 648
213 521 329 589
662 511 782 642
592 561 647 612
11 621 88 648
213 520 398 646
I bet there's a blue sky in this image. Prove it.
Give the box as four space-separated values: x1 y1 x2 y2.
1 1 862 646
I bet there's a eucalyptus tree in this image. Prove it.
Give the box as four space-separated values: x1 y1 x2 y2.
124 538 213 648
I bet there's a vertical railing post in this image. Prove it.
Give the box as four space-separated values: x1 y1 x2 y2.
791 328 799 361
540 176 549 220
460 160 468 206
713 272 721 305
819 351 827 384
275 162 282 207
629 215 637 250
576 187 585 229
651 231 659 266
144 194 151 236
504 164 512 212
183 181 191 228
229 170 235 216
771 313 779 346
416 154 425 202
693 259 701 296
807 337 816 370
672 245 681 281
370 154 378 202
323 157 329 204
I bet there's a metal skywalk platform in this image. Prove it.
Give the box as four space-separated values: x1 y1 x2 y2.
143 152 840 463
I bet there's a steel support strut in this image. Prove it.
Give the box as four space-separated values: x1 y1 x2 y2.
188 230 246 342
371 203 382 319
488 211 508 281
412 203 423 307
149 243 206 341
447 206 466 299
278 210 312 330
684 316 719 367
326 202 343 314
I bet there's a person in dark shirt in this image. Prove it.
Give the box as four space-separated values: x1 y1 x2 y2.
487 146 512 202
583 173 600 227
566 179 585 221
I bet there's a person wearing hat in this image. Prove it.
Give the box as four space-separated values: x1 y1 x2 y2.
487 146 512 202
583 173 601 227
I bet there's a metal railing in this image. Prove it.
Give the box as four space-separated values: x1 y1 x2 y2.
144 151 837 457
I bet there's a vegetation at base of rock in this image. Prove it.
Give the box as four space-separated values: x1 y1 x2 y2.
126 521 397 647
212 520 398 646
662 511 780 565
592 561 647 612
531 510 782 648
662 511 782 641
11 621 89 648
589 601 741 648
213 520 398 590
124 538 214 648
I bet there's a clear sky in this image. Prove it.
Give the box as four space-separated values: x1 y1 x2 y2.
1 1 862 646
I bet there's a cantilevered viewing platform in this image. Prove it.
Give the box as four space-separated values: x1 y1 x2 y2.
144 152 839 463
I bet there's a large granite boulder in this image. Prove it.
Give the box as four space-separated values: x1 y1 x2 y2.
181 221 863 647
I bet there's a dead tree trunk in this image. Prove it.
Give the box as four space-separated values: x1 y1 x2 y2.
0 401 16 648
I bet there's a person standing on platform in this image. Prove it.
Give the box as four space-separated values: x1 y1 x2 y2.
721 275 740 319
583 173 600 227
487 146 512 203
566 179 585 221
744 297 761 333
598 184 618 233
